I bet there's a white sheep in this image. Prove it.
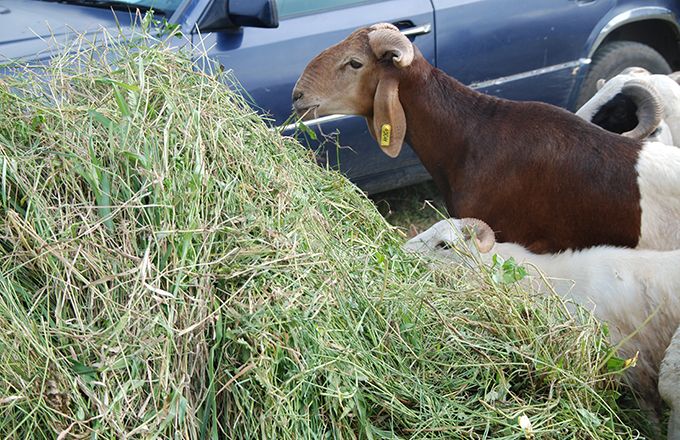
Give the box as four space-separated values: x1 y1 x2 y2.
404 217 680 436
661 327 680 440
576 67 680 145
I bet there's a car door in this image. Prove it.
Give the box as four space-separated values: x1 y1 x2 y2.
431 0 615 108
192 0 435 194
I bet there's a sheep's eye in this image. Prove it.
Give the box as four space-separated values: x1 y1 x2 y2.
436 241 454 250
349 59 363 69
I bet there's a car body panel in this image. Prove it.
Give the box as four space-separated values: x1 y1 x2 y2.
432 0 613 109
586 3 680 59
567 2 680 106
0 0 135 62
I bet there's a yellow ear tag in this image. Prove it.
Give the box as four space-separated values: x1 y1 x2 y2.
380 124 392 147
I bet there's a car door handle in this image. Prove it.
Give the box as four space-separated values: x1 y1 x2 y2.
400 23 432 37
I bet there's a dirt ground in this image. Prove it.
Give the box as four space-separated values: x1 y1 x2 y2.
370 180 447 238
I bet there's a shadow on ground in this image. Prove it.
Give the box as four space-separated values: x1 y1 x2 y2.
370 180 447 237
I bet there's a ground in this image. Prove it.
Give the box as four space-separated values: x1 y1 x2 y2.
371 180 446 237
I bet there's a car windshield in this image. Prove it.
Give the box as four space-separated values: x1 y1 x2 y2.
43 0 184 15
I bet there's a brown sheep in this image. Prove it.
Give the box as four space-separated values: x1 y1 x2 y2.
292 23 680 254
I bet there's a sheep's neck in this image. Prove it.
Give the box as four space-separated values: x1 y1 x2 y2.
398 63 491 211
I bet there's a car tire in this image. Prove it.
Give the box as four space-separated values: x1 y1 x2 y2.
575 41 672 109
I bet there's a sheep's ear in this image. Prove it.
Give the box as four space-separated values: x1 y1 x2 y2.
367 75 405 158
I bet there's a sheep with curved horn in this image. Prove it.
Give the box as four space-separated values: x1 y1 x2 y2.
576 67 680 146
404 217 680 438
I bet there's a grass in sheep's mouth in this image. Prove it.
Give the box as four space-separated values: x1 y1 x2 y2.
0 18 652 439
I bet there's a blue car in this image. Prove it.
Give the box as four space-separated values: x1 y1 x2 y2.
2 0 680 193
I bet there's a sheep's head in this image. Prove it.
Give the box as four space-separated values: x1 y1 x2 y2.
403 218 496 261
292 23 414 157
576 67 664 140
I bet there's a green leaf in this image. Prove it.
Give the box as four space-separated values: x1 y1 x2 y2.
297 120 318 141
491 255 527 285
112 86 131 117
94 77 140 92
97 170 114 232
68 358 99 382
606 356 626 372
88 109 116 129
577 407 602 428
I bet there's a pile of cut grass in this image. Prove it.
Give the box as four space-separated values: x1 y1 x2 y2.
0 28 642 439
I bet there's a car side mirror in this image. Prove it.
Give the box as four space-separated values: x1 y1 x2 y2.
198 0 279 31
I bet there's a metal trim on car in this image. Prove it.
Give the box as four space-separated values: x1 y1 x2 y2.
588 7 680 57
281 114 352 132
468 58 591 90
401 23 432 37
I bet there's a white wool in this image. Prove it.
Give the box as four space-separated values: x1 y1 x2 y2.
636 141 680 250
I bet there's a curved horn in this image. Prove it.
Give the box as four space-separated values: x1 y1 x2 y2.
619 66 651 76
459 218 495 253
368 23 414 68
575 79 618 121
620 78 663 140
669 71 680 85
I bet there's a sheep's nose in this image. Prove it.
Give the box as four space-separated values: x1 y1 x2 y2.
292 90 303 103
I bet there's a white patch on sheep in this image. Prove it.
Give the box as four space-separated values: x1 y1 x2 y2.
636 141 680 250
660 326 680 440
653 75 680 144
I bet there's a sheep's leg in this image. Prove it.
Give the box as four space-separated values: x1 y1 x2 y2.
660 325 680 440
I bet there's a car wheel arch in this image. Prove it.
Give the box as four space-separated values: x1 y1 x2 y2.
568 6 680 109
585 6 680 62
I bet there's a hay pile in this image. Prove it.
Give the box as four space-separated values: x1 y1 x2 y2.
0 30 639 438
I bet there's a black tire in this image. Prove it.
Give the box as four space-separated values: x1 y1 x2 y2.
575 41 671 109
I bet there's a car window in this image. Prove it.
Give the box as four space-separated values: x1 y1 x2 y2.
277 0 374 19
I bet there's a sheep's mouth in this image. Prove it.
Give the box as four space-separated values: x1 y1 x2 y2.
294 104 319 121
